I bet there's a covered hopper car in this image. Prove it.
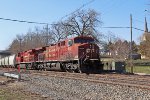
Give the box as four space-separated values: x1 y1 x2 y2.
0 54 16 67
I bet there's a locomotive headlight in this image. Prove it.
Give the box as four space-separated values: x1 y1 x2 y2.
92 49 95 52
90 45 92 48
86 49 90 53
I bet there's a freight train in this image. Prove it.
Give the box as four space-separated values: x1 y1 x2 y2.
0 36 103 73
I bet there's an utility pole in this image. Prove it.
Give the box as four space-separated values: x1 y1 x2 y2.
130 14 133 73
46 24 49 45
18 37 22 81
18 38 22 52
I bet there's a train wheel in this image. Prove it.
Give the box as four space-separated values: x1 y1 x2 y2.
76 68 82 73
37 65 41 70
65 63 73 73
73 64 79 73
66 69 74 73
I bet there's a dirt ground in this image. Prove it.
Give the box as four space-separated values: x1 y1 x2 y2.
0 76 51 100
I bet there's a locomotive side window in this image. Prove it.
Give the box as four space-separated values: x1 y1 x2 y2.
61 41 65 46
58 43 60 47
68 40 73 46
18 53 20 56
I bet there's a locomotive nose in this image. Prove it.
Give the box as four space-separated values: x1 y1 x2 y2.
78 43 99 60
86 44 96 53
78 43 102 73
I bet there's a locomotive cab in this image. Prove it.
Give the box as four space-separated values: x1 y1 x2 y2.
74 36 99 60
65 36 103 73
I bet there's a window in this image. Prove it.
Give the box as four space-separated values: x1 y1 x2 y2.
68 40 73 46
74 38 94 43
58 43 60 47
61 41 65 46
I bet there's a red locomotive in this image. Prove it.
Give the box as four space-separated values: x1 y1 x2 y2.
1 36 103 73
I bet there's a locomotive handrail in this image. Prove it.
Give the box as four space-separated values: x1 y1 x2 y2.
79 52 89 61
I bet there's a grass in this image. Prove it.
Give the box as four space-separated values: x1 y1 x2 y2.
0 82 46 100
102 60 150 74
0 88 29 100
126 66 150 74
103 62 150 74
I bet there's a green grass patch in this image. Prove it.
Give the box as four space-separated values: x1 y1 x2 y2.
126 66 150 74
0 88 34 100
0 86 43 100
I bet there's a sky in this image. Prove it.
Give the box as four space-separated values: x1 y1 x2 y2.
0 0 149 50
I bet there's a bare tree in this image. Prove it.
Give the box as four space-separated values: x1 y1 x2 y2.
101 32 119 55
63 9 102 38
8 9 103 53
50 22 67 43
49 9 103 43
109 39 130 60
8 26 53 53
8 39 20 54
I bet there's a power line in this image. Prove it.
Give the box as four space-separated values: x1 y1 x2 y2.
1 16 144 32
102 0 127 15
101 26 144 32
60 0 95 20
0 16 145 32
132 27 144 32
133 18 150 25
0 1 95 25
102 26 130 28
145 9 150 13
0 17 51 25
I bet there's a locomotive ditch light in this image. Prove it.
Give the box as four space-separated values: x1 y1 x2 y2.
86 49 90 53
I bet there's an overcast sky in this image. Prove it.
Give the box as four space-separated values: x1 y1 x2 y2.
0 0 149 50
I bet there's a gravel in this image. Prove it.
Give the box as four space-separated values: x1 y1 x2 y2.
21 74 150 100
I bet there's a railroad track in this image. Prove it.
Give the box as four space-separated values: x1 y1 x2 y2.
26 70 150 89
0 67 150 89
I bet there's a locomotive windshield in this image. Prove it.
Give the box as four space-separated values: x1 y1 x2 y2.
74 37 94 43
